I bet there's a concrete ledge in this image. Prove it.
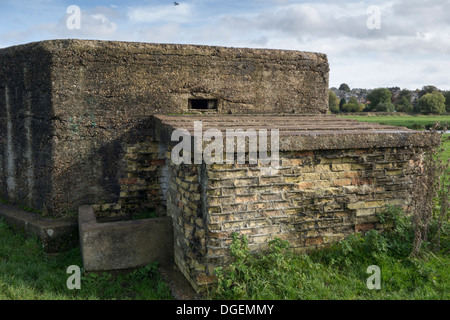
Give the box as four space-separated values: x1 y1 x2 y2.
78 205 174 271
0 203 78 253
153 114 441 151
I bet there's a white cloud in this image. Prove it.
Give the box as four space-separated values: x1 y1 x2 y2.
1 0 450 90
127 3 193 24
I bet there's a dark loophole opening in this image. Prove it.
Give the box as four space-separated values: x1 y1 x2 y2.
189 99 218 110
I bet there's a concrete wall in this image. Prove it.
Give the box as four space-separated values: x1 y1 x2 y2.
0 42 54 211
78 205 173 271
0 39 329 216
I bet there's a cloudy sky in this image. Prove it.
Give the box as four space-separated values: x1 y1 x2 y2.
1 0 449 90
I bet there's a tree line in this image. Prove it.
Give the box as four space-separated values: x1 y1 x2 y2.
329 84 450 114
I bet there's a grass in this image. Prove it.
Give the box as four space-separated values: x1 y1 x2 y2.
338 114 450 130
4 207 446 300
0 218 172 300
339 114 450 173
441 133 450 165
208 207 449 300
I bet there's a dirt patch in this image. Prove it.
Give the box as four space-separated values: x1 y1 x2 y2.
158 263 202 300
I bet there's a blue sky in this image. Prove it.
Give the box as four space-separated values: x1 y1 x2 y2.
1 0 450 90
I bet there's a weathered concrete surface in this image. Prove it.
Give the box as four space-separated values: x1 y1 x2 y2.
153 114 441 151
0 203 78 252
0 39 329 216
78 205 174 271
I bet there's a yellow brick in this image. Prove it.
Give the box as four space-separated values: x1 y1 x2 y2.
293 166 314 173
347 202 367 210
290 159 304 166
320 158 342 164
332 178 352 186
235 194 258 203
376 163 393 169
284 208 302 215
351 163 366 170
355 208 376 217
285 176 302 183
331 163 352 171
302 172 322 180
313 180 332 188
320 172 344 180
385 198 410 206
315 164 331 172
386 170 403 176
349 200 386 210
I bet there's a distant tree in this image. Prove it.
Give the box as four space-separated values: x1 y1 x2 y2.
399 89 412 100
329 90 339 113
339 97 346 109
341 97 361 112
375 101 396 112
366 88 392 111
443 91 450 113
418 85 439 98
417 92 446 114
348 96 358 104
395 96 413 113
339 83 351 92
341 102 360 112
395 89 413 113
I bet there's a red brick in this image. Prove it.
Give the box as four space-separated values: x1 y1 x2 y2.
333 178 352 186
355 223 375 232
297 181 314 189
344 171 361 178
352 178 373 186
147 159 166 165
305 237 324 246
119 178 139 185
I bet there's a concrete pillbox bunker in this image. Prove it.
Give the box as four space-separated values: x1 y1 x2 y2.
0 39 440 292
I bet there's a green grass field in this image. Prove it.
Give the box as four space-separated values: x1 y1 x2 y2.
339 114 450 166
339 114 450 130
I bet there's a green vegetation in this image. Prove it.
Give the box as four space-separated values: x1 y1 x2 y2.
328 90 339 113
331 85 450 114
339 114 450 131
441 134 450 165
418 92 446 115
0 218 172 300
341 96 364 113
366 88 393 112
339 83 350 92
209 207 449 300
